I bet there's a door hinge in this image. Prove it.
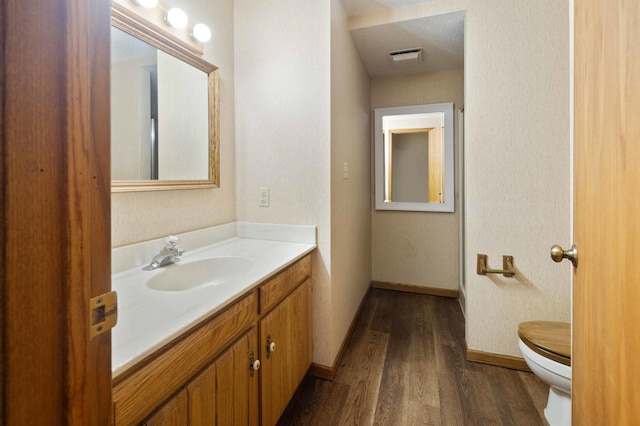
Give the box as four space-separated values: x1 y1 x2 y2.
90 291 118 339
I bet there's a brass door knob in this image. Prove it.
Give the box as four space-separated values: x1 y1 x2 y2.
550 244 578 267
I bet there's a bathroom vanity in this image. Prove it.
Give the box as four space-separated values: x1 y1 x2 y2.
111 223 316 425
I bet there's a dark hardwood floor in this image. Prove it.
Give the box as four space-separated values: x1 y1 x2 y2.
278 288 550 426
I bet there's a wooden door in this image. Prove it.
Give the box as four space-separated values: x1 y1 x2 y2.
0 0 111 425
260 280 312 426
573 0 640 423
215 328 260 425
1 0 112 425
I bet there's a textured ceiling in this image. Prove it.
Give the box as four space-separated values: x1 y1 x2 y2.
341 0 464 78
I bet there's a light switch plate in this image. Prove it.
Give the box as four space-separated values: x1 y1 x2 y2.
259 187 270 207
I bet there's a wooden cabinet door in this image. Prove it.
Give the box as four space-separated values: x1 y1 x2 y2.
143 389 188 426
215 327 260 425
259 279 312 426
142 328 259 426
187 362 217 425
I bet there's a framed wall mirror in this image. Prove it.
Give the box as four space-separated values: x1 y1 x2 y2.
374 103 454 212
111 1 219 192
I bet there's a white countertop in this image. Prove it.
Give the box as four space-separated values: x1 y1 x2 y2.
111 222 316 378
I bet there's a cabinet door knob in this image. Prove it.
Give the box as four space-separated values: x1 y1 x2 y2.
266 334 276 359
249 351 260 376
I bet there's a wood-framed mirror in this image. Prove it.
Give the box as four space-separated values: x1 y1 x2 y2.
110 0 219 192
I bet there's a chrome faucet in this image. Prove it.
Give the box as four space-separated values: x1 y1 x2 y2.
143 236 185 271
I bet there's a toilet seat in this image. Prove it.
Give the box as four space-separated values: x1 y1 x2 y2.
518 321 570 366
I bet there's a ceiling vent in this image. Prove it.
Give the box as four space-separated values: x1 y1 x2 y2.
389 47 422 64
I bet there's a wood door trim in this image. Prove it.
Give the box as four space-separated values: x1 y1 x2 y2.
389 128 432 135
1 3 5 420
2 1 112 424
466 347 531 372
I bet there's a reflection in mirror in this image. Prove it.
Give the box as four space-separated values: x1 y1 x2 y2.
111 27 209 181
110 4 219 192
375 103 454 212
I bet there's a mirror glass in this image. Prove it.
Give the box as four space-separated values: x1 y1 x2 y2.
374 103 454 212
110 22 218 192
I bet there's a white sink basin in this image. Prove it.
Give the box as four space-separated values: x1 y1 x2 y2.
146 257 253 291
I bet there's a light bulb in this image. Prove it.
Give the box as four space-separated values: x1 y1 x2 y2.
191 23 211 42
166 8 188 29
132 0 158 7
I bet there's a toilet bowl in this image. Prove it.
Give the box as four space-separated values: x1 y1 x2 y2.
518 321 571 426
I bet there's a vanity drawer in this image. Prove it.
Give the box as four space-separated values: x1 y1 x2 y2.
259 254 311 313
112 290 258 426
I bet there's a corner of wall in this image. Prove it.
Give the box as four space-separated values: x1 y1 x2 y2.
328 0 372 365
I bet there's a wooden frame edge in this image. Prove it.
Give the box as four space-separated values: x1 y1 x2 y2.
111 0 203 56
466 344 531 372
307 363 335 381
110 1 220 193
371 280 460 298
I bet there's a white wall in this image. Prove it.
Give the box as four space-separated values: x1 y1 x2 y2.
371 69 464 291
463 0 571 357
235 0 370 367
330 0 372 366
112 0 235 247
355 0 571 357
234 0 333 365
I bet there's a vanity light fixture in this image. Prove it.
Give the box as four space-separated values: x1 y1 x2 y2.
191 23 212 43
132 0 159 8
166 7 188 29
117 0 211 50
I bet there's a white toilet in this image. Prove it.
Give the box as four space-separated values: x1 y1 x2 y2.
518 321 571 426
